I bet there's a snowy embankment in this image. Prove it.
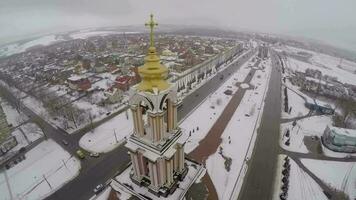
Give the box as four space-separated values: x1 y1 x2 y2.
301 159 356 200
79 110 132 153
205 59 272 200
0 139 81 200
272 155 328 200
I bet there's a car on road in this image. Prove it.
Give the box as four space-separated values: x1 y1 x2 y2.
93 184 105 194
90 152 100 157
76 150 85 159
62 140 69 145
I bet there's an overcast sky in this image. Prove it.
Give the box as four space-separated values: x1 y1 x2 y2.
1 0 356 51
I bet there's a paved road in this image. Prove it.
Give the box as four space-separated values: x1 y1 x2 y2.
238 50 282 200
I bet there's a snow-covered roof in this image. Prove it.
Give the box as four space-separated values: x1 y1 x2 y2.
67 75 86 81
329 126 356 138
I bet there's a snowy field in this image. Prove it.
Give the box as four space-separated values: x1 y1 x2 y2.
0 35 64 58
280 116 332 154
0 30 140 58
0 139 81 200
283 45 356 74
272 155 328 200
70 31 139 39
281 87 310 119
8 123 44 152
205 59 272 199
79 110 132 153
0 98 28 127
301 159 356 199
286 55 356 85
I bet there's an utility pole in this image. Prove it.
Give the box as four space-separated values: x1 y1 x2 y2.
43 175 52 190
114 129 118 143
62 159 68 170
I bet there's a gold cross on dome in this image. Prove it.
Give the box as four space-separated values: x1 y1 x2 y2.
145 14 158 47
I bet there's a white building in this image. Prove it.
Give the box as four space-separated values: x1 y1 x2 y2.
322 125 356 153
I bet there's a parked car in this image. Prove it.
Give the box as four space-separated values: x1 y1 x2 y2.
76 150 85 159
90 152 100 158
93 184 104 194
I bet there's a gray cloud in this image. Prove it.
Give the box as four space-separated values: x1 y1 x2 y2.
1 0 356 51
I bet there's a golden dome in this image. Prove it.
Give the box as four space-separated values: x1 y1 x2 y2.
137 14 170 92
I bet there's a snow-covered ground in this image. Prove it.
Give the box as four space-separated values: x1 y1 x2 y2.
181 57 254 153
70 31 138 39
282 87 310 119
0 97 43 157
272 155 328 200
0 30 141 58
0 139 81 200
79 110 132 153
285 52 356 85
205 59 272 200
0 35 64 57
301 159 356 200
282 45 356 74
0 98 28 127
6 123 44 153
280 116 333 153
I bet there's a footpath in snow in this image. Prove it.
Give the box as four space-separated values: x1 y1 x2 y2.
205 59 272 199
272 155 328 200
301 159 356 200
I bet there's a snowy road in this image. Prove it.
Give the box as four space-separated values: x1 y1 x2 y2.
238 50 283 200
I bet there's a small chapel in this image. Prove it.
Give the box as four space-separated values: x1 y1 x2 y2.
125 14 188 197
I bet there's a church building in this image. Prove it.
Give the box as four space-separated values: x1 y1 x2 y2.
125 14 188 197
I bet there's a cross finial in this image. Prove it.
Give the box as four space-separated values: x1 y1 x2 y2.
145 14 158 47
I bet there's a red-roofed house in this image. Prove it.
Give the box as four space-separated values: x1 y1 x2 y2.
104 86 123 104
67 75 92 91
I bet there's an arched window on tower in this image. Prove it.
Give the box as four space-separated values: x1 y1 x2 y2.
139 101 150 136
162 97 174 133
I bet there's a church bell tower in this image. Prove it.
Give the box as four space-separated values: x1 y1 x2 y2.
125 14 188 197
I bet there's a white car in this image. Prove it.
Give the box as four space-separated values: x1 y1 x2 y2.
90 152 100 157
93 184 104 194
